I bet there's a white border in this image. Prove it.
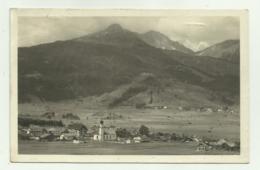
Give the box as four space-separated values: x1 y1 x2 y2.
10 9 249 163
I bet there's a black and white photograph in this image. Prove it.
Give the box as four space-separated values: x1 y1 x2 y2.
10 9 249 163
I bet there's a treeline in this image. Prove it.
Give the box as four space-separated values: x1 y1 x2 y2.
18 117 64 127
62 113 80 120
116 125 150 138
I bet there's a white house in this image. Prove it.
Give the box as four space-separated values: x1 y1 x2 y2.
133 136 142 143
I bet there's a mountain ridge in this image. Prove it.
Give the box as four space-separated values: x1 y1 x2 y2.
18 24 240 106
139 30 194 54
196 39 240 63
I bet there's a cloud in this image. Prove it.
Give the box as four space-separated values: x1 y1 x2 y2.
184 22 206 27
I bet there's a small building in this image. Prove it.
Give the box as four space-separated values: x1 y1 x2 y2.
196 142 209 152
20 128 30 135
40 133 56 141
133 136 142 143
46 127 66 136
217 108 223 112
41 112 55 119
29 136 40 140
67 123 87 137
206 108 213 112
60 133 79 141
125 139 132 144
28 125 47 137
145 105 168 110
73 139 80 144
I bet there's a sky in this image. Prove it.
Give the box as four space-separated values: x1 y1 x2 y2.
18 16 240 51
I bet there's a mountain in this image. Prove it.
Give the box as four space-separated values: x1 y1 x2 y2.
74 24 148 47
140 30 194 54
196 40 240 63
18 24 239 106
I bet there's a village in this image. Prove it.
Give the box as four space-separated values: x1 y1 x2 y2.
18 105 240 153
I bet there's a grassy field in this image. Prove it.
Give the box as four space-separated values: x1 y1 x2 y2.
18 140 238 155
19 102 240 141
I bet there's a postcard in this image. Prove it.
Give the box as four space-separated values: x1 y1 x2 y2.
10 9 249 163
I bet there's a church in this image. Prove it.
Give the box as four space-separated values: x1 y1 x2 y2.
93 120 117 141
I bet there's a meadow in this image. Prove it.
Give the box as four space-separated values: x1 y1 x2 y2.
19 101 240 141
18 140 238 155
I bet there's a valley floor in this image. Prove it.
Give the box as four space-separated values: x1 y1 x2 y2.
18 140 239 155
19 102 240 141
18 102 240 155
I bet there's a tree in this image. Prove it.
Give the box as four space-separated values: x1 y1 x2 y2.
139 125 149 136
116 128 132 138
68 123 88 136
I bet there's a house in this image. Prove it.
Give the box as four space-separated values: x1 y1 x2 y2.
60 129 80 141
40 133 56 141
67 123 87 137
196 142 211 152
217 108 223 112
20 128 30 135
93 120 117 141
60 132 79 141
18 129 31 140
73 139 81 144
145 105 168 110
133 136 142 143
206 108 213 112
41 112 55 119
67 129 80 136
29 136 40 140
125 139 132 144
46 127 66 136
85 128 96 140
28 125 47 137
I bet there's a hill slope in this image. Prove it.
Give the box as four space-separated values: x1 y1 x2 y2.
18 24 240 106
196 40 240 63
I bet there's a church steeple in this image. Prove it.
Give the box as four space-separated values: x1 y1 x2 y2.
98 120 104 141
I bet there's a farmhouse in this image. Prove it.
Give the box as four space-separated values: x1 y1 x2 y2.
28 125 47 137
133 136 142 143
41 112 55 119
60 129 80 140
93 120 117 141
60 132 79 141
46 127 66 136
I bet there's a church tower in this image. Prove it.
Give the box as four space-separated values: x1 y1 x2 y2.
98 120 104 141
